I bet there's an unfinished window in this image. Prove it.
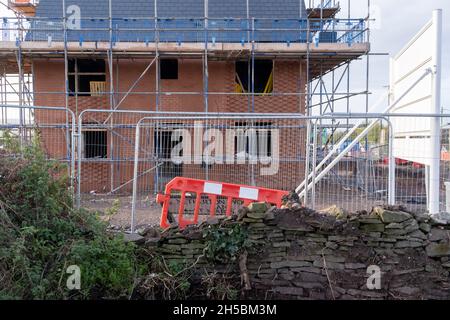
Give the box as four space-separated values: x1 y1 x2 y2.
235 60 273 94
160 59 179 80
82 130 107 159
68 59 106 96
234 122 273 158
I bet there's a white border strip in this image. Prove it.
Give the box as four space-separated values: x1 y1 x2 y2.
239 187 259 200
204 182 223 195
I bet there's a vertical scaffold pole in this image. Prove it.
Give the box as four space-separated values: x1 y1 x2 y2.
303 16 311 206
154 0 160 192
250 18 256 186
62 0 73 192
246 0 250 113
364 0 371 204
204 0 209 114
155 0 160 112
204 0 209 180
108 0 115 194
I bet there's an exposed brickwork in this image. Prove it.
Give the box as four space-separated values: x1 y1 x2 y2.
33 58 307 193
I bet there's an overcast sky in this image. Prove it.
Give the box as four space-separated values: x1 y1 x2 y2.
0 0 448 112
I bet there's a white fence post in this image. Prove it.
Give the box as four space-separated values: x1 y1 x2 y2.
429 9 442 215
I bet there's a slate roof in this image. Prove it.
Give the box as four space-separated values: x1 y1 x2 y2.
28 0 311 43
35 0 307 19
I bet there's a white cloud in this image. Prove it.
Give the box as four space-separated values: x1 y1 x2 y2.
366 0 450 109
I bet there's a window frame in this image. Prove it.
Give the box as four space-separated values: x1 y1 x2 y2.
68 58 106 97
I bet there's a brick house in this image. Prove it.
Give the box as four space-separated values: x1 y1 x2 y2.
6 0 369 195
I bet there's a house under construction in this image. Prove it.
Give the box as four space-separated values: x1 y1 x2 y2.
0 0 370 199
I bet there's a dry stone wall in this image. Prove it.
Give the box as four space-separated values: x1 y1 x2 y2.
142 204 450 300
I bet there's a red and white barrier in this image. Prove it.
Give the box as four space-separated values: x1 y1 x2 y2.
156 177 289 229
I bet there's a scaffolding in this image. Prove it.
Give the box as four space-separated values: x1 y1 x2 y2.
0 0 372 206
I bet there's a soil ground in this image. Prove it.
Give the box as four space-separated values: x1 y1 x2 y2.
82 195 217 228
82 196 163 227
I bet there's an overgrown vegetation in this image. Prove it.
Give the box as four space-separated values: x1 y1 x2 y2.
0 132 144 299
138 258 193 300
0 132 252 300
201 270 240 300
138 255 242 300
202 223 250 263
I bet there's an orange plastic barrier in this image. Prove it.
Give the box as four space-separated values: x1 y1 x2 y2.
156 177 289 229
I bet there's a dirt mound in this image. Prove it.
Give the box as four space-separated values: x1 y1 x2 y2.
273 207 344 232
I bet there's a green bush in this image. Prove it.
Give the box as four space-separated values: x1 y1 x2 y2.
202 223 250 263
0 133 143 300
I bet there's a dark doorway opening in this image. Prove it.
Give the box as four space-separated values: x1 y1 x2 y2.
234 122 273 158
154 129 183 191
83 130 107 159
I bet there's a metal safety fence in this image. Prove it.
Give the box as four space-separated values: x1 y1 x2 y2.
128 113 393 229
1 105 450 228
129 114 308 230
304 113 450 216
0 105 76 189
75 110 307 225
128 113 450 228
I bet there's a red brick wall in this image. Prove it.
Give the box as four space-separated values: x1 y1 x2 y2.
33 58 306 114
33 58 307 194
